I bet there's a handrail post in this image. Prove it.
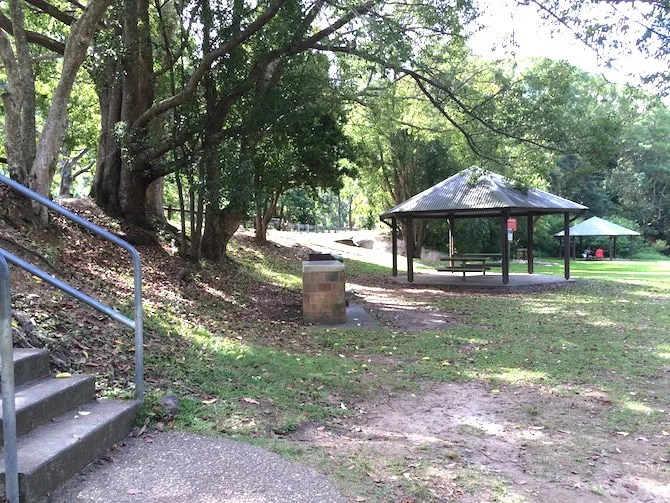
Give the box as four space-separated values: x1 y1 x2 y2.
132 253 143 403
0 255 19 503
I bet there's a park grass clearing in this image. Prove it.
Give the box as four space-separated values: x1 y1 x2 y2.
3 202 669 502
133 243 670 502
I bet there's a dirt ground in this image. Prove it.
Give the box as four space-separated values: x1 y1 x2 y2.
290 379 670 502
301 266 670 502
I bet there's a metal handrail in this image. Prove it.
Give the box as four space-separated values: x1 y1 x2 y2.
1 254 19 502
0 174 143 402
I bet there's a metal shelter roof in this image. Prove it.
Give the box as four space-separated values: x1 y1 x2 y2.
380 167 587 219
554 216 640 237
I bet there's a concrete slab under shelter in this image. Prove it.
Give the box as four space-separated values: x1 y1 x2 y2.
392 272 575 290
307 302 378 330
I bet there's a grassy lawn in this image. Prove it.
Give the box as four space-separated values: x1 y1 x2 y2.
137 251 670 501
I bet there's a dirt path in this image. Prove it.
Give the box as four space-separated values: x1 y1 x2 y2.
291 381 670 502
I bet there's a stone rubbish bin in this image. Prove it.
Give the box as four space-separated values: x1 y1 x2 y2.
302 254 346 324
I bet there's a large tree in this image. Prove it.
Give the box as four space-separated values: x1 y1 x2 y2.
0 0 111 219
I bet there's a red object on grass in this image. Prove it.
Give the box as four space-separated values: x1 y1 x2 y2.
594 248 604 259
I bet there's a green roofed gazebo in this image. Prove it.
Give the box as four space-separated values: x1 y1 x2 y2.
553 216 640 260
380 167 588 284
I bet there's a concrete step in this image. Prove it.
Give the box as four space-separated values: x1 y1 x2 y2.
0 374 96 443
0 349 50 388
0 398 139 502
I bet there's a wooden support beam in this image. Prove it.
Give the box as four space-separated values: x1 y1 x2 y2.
448 215 455 267
501 210 510 284
609 236 614 261
391 217 398 276
564 213 570 279
527 214 534 274
406 218 414 283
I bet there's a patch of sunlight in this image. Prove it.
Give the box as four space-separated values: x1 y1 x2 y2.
637 477 670 499
199 282 246 306
461 417 506 436
489 368 549 384
250 263 301 289
525 305 560 314
656 344 670 360
585 319 617 327
624 400 654 415
633 290 670 300
191 331 252 355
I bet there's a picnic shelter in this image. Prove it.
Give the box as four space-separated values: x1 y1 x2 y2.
553 216 640 260
379 167 588 284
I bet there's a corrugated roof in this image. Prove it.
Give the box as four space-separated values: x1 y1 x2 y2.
380 167 588 219
554 216 640 237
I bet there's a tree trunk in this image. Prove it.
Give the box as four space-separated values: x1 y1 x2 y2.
118 162 150 225
92 59 123 212
175 170 188 258
201 205 244 262
414 220 426 259
145 177 165 224
28 0 113 219
255 191 280 244
188 165 204 262
93 0 154 225
58 148 73 197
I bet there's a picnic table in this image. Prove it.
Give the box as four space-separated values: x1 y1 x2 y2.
437 254 503 280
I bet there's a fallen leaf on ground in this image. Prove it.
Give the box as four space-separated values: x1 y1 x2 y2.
243 397 260 404
55 372 71 378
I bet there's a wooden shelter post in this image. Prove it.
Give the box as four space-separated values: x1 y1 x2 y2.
501 210 510 284
614 236 617 259
448 215 455 267
527 214 534 274
563 213 570 279
391 217 398 276
609 236 614 261
406 218 414 283
629 236 633 259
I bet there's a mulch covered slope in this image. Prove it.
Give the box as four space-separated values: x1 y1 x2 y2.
0 191 313 393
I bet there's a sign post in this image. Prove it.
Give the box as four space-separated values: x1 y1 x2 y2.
507 218 516 263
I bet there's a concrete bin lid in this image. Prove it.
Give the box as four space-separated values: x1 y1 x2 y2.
301 260 345 273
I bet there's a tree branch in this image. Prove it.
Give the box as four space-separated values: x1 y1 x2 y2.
131 0 286 131
0 12 66 54
24 0 76 25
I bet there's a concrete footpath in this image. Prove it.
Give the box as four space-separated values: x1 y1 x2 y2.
47 431 347 503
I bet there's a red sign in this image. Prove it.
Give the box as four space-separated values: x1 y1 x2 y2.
507 218 517 231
